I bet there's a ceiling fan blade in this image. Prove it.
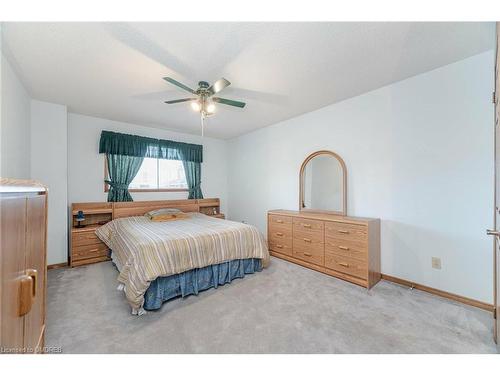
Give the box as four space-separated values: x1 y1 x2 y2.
212 97 246 108
163 77 196 94
208 78 231 95
164 98 197 104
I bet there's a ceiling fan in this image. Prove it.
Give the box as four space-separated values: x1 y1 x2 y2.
163 77 246 118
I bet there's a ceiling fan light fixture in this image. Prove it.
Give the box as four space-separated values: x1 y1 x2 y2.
191 101 201 112
163 77 246 135
206 102 216 114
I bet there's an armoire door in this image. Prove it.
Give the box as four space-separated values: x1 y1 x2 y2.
495 22 500 350
23 194 47 352
0 196 27 352
489 21 500 348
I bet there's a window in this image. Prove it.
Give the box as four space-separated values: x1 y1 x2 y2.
105 157 188 192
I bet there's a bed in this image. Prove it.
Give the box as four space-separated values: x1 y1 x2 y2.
95 212 269 314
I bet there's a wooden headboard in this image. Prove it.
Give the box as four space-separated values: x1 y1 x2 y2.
71 198 220 221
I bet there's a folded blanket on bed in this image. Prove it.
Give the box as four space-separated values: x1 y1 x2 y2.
96 213 269 310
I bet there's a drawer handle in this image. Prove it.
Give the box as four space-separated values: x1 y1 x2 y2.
89 249 100 253
338 246 349 251
276 232 284 237
338 230 349 234
303 238 312 243
276 219 284 223
302 224 312 228
338 262 349 267
304 252 312 257
276 244 283 249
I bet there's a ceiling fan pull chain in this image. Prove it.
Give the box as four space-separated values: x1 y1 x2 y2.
201 114 205 137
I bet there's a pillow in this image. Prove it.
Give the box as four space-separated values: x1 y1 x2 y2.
150 214 187 222
145 208 187 222
145 208 182 217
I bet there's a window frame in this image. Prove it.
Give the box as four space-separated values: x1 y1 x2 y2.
104 157 189 193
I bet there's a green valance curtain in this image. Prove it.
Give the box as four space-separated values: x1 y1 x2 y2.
99 130 204 202
99 130 203 163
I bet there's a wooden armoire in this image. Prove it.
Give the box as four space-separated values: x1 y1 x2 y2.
0 179 48 354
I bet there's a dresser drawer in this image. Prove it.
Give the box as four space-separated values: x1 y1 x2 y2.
325 238 367 261
268 214 293 230
325 253 367 280
325 221 367 242
73 230 102 247
293 242 324 266
269 238 293 256
269 225 292 241
293 217 324 235
72 243 108 261
293 228 323 245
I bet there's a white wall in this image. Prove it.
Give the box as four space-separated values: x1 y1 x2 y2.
227 51 495 303
30 100 68 265
1 52 31 178
67 113 228 213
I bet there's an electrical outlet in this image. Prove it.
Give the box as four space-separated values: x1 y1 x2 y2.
432 257 441 270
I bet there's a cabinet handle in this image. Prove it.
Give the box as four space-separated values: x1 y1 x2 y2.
338 246 349 251
89 248 100 253
338 262 349 267
303 238 312 243
18 269 37 316
338 230 349 234
276 219 284 223
27 269 37 298
276 244 283 249
276 232 284 237
303 224 312 228
304 252 312 257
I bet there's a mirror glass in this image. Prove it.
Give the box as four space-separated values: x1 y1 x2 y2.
301 152 346 214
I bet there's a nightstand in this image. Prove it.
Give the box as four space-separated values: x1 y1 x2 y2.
70 203 112 267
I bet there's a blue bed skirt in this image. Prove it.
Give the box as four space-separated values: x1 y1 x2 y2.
143 258 263 310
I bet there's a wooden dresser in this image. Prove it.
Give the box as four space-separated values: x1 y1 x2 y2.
1 179 48 353
268 210 380 289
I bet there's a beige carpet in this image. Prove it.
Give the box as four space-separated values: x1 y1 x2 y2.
46 257 497 353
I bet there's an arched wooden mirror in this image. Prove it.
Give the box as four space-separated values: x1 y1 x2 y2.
299 150 347 215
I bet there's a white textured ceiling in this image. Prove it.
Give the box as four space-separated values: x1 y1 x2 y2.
2 22 495 139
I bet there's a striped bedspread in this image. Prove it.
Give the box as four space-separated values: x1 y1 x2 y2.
95 213 269 310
